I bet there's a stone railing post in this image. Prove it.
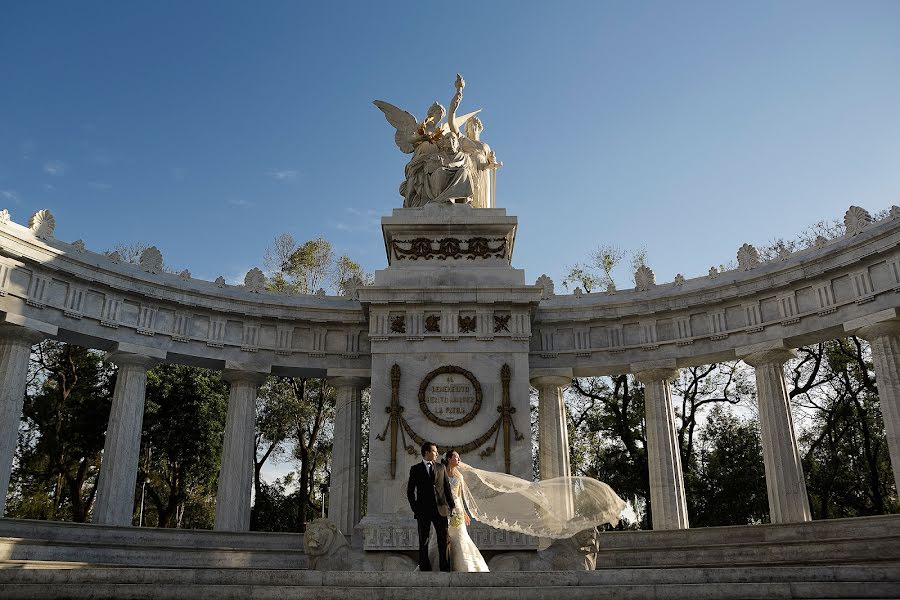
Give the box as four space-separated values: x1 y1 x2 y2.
847 314 900 494
530 370 573 481
94 347 163 526
327 370 370 536
214 369 267 531
0 322 51 517
633 363 689 530
739 342 811 524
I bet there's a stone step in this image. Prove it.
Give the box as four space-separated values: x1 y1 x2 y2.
2 580 900 600
1 564 899 585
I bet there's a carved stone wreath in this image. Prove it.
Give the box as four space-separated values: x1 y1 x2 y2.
424 315 440 332
418 365 482 427
390 315 406 334
391 236 507 261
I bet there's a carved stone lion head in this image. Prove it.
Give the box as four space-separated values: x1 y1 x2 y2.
304 518 338 557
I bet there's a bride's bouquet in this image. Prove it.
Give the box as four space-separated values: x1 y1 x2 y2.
449 507 464 529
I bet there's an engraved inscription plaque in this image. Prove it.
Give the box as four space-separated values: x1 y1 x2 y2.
418 365 483 427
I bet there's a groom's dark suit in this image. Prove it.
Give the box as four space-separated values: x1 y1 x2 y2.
407 460 456 571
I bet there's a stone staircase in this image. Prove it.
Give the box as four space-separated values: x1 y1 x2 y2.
1 563 899 599
1 515 899 598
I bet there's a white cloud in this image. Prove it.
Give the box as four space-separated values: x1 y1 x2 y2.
266 169 299 181
228 198 256 207
0 190 20 203
44 160 67 176
21 140 36 159
332 207 383 232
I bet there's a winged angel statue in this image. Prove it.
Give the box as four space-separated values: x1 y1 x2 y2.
375 74 502 209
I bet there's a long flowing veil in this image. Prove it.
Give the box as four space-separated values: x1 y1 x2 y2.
457 462 633 539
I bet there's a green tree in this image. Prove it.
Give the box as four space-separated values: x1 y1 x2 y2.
139 364 228 528
691 406 768 526
9 342 114 522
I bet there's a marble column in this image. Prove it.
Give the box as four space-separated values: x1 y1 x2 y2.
0 324 46 517
742 348 811 524
530 374 573 481
327 374 369 535
635 367 689 530
855 321 900 494
94 352 160 526
214 370 266 531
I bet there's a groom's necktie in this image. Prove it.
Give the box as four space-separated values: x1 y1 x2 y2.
427 462 433 481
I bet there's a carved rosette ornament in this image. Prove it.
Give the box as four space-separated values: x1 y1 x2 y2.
244 267 266 293
391 236 507 261
425 315 441 332
674 274 685 286
0 209 9 225
708 266 720 279
536 274 555 299
844 205 872 236
139 246 164 274
737 243 761 271
28 209 56 239
341 275 363 300
634 265 656 291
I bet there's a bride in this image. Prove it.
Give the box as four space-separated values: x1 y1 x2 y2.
429 448 632 572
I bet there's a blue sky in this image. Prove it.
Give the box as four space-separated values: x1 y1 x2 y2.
2 1 899 289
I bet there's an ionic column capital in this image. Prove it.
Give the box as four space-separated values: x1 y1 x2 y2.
530 368 573 388
741 349 797 368
221 369 268 387
0 323 48 346
854 321 900 342
634 368 678 384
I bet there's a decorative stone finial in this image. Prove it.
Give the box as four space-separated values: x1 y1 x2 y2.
178 269 191 281
0 209 10 225
215 276 226 288
814 235 828 248
573 287 583 298
890 205 900 219
606 281 617 295
28 209 56 239
737 243 760 271
107 251 122 263
536 274 555 299
844 205 872 236
634 265 656 291
777 246 792 261
315 288 326 297
674 274 685 286
244 267 266 293
71 239 85 253
139 246 164 274
341 275 363 300
708 266 720 279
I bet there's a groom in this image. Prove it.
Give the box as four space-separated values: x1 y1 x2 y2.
406 441 455 571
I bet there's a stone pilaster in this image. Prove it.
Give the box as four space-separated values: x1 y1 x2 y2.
214 370 266 531
854 321 900 494
741 347 811 524
529 373 572 481
327 373 369 535
634 366 689 530
93 351 161 526
0 324 47 517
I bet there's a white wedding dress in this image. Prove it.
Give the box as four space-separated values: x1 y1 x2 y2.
428 471 489 572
